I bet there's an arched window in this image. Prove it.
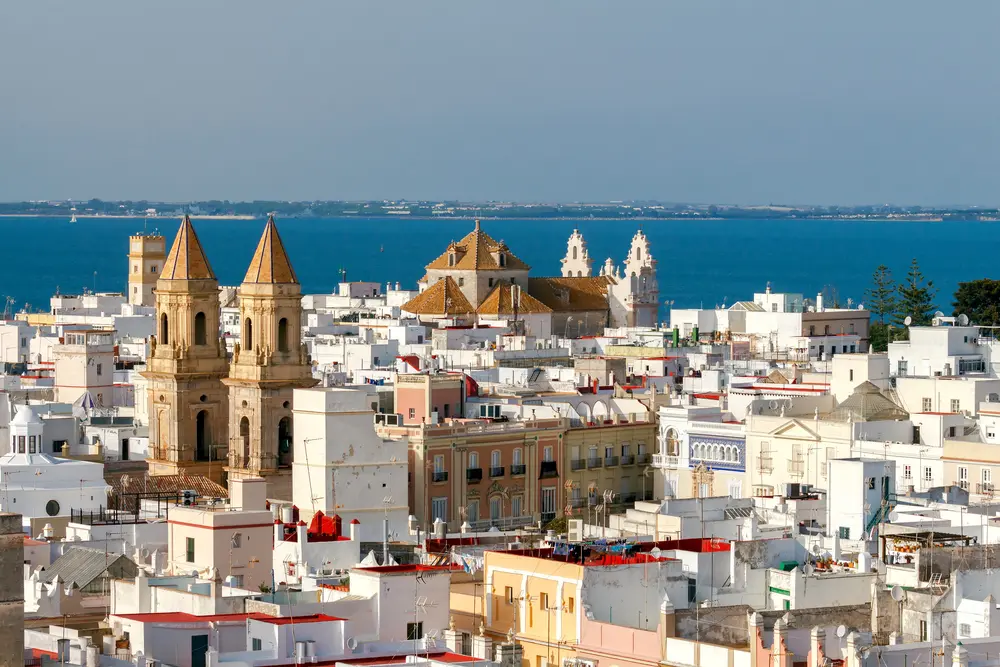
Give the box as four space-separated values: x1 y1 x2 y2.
244 318 253 350
469 452 479 469
498 253 506 267
636 246 642 260
491 450 501 467
512 448 523 467
195 410 210 461
194 312 207 345
278 317 289 353
578 271 582 277
160 313 169 345
239 417 250 466
665 429 680 456
572 247 578 260
278 417 292 466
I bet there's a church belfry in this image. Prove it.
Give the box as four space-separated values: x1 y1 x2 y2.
144 216 230 483
224 215 316 500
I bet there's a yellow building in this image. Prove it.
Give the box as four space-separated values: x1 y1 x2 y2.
483 547 684 667
563 419 657 516
485 549 583 667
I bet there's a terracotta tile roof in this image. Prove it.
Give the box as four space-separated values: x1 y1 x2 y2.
107 473 228 512
425 220 529 271
528 276 611 312
161 215 216 280
476 284 552 316
401 277 475 316
243 215 298 284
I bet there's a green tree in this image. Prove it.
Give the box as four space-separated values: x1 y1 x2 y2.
894 258 937 329
953 279 1000 326
866 265 897 352
866 265 897 325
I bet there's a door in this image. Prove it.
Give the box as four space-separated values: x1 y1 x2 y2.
121 438 129 461
191 634 209 667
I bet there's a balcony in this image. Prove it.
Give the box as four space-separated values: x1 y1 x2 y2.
636 453 650 465
510 464 526 476
757 456 774 474
569 497 586 508
466 468 483 483
541 511 556 524
571 459 586 471
620 455 635 466
787 459 805 478
978 482 995 496
651 453 680 468
604 456 619 467
432 471 449 483
587 457 603 469
490 466 505 478
539 461 559 479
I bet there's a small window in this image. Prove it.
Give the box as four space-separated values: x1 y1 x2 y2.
567 597 575 613
186 537 195 563
17 435 25 453
506 586 514 604
540 592 549 610
849 369 854 382
28 435 36 454
488 278 494 287
194 312 208 346
924 467 933 482
96 363 103 376
922 397 932 412
904 465 912 479
543 446 553 462
151 265 158 273
409 408 415 419
231 532 242 549
252 638 262 651
951 399 961 413
407 622 423 640
838 526 850 539
45 500 60 516
959 623 971 637
277 318 289 353
458 277 464 287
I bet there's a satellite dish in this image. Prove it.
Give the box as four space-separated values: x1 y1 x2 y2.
804 563 815 576
934 311 945 318
904 316 912 326
890 585 905 602
347 637 359 651
650 547 662 559
959 314 970 326
836 625 848 638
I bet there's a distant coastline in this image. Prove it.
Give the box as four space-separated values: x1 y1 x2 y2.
1 198 997 223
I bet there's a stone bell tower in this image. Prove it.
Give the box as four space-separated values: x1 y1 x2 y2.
144 216 230 483
224 216 317 500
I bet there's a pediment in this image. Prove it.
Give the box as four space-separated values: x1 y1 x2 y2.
768 419 820 441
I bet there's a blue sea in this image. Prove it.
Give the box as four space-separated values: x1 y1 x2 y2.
2 216 994 317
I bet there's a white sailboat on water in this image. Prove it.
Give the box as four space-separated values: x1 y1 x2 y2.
70 209 77 224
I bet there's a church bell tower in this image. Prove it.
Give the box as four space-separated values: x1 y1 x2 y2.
224 216 317 500
144 216 230 483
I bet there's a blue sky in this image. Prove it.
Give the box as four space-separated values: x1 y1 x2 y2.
1 1 998 205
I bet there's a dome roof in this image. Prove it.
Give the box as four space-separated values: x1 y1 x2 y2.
829 382 908 422
11 405 42 426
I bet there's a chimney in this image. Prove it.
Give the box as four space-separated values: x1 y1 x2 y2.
230 477 267 511
816 292 824 313
471 625 493 660
274 520 284 544
349 519 361 541
296 520 307 545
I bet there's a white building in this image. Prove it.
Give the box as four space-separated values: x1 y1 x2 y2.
52 329 115 406
826 458 895 543
0 406 109 526
0 319 33 364
291 387 409 541
888 321 987 378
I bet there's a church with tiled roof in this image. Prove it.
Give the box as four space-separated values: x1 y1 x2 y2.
403 220 659 335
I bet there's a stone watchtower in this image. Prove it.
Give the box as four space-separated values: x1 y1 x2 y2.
127 232 166 307
143 216 230 482
224 216 317 500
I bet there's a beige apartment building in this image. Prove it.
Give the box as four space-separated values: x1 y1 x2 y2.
563 417 656 515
